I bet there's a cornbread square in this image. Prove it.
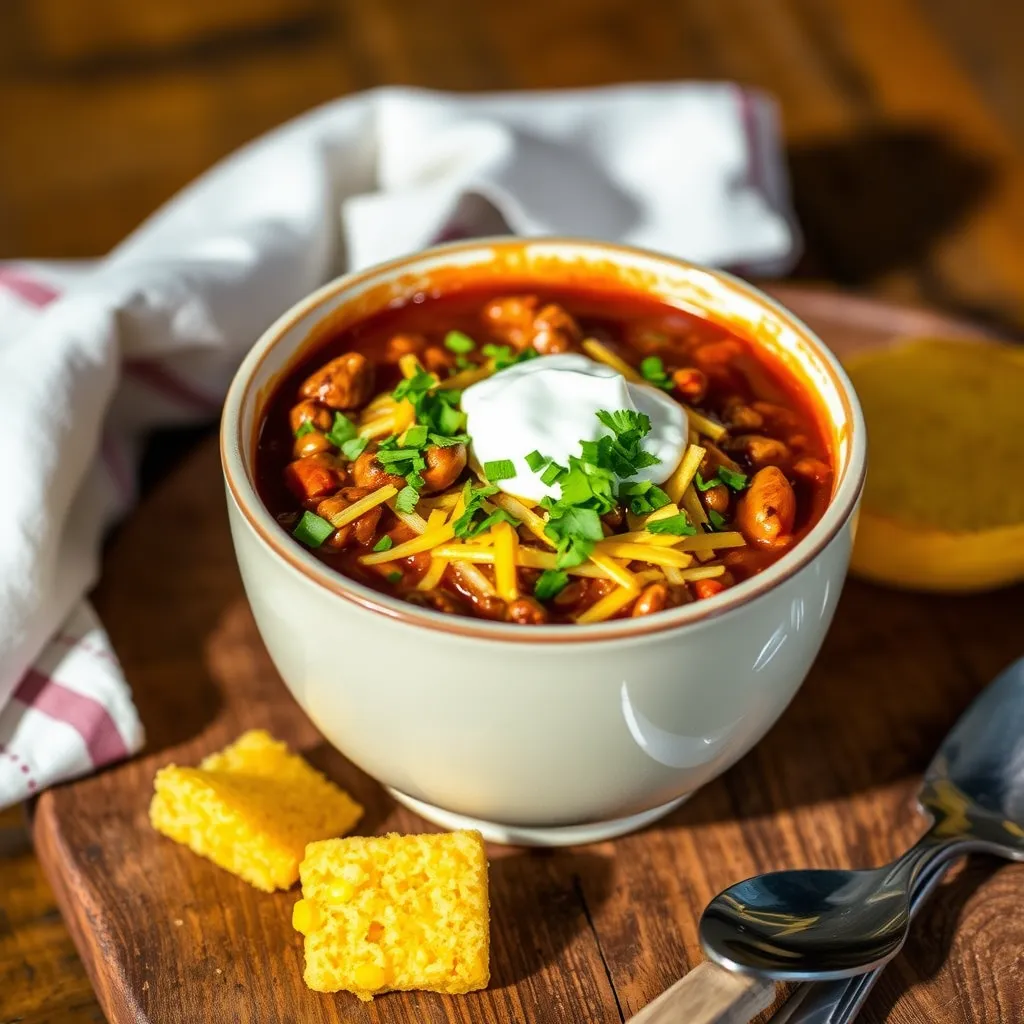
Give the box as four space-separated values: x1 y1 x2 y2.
293 830 490 1000
149 730 363 892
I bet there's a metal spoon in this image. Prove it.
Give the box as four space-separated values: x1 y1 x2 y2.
699 655 1024 984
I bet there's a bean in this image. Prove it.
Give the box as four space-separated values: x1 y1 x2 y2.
352 449 406 491
420 444 467 494
693 579 726 600
288 400 332 434
672 367 708 403
507 597 550 625
735 466 796 547
385 334 426 363
703 484 730 515
631 582 669 617
293 432 332 459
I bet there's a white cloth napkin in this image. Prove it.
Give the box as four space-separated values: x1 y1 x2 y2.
0 83 797 808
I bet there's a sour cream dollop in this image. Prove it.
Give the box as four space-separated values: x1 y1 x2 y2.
461 353 687 503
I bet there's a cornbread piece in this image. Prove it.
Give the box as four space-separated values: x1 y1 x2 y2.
150 730 362 892
846 338 1024 590
293 830 490 1000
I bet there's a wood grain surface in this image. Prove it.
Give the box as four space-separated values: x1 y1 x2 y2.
3 290 1020 1024
3 1 1024 1022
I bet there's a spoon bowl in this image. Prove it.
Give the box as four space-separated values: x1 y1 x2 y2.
700 656 1024 980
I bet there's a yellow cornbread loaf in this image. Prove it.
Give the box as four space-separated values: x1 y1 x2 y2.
293 830 490 1000
846 338 1024 591
149 730 363 892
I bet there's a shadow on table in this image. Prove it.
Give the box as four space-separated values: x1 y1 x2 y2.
786 124 996 318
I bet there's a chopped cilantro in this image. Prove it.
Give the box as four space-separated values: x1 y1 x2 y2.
372 535 394 552
544 505 604 568
697 467 749 493
707 509 727 531
483 459 516 482
534 569 569 601
482 343 538 371
717 466 748 491
292 511 334 548
402 424 429 448
444 330 476 354
454 355 474 371
646 513 697 536
341 436 369 461
294 420 317 439
619 480 671 515
640 356 673 391
452 483 520 539
395 485 420 514
386 571 403 584
325 412 358 449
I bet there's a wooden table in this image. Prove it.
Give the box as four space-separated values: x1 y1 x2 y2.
2 2 1024 1022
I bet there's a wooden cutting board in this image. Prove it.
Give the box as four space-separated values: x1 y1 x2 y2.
31 287 1024 1024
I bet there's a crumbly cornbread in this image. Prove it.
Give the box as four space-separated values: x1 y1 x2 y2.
846 338 1024 590
149 730 363 892
293 830 490 1000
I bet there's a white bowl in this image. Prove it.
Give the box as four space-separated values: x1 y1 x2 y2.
221 239 866 846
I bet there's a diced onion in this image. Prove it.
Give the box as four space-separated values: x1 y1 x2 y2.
450 560 496 598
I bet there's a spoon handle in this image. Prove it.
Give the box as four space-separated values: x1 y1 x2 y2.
627 961 777 1023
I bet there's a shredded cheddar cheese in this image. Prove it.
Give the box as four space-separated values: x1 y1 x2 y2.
575 585 640 624
594 541 693 568
581 337 643 382
326 485 398 528
676 531 745 553
492 521 519 600
398 353 427 379
665 444 706 505
417 557 449 591
359 525 455 565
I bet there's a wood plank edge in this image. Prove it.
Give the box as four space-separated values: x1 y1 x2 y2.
31 792 150 1024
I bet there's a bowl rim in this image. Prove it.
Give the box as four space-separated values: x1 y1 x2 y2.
221 237 867 645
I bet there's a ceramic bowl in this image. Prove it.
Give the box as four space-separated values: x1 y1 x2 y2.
221 238 866 846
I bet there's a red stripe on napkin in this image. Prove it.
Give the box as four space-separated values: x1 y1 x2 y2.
0 267 61 307
13 670 130 767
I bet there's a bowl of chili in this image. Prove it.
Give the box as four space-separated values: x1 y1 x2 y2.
221 238 866 845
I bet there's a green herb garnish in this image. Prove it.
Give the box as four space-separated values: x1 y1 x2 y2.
540 461 566 487
325 412 358 449
372 535 394 552
618 480 671 515
341 436 369 461
694 471 716 492
402 424 429 448
640 356 673 391
444 330 476 354
482 343 538 371
292 511 334 548
525 449 547 472
646 513 697 536
483 459 516 482
707 509 727 531
386 571 403 584
294 420 317 439
534 569 569 601
544 505 605 567
395 485 420 514
717 466 748 491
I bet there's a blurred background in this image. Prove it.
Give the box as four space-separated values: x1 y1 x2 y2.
2 0 1023 333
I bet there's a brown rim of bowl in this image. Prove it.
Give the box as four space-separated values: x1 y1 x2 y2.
221 237 867 645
